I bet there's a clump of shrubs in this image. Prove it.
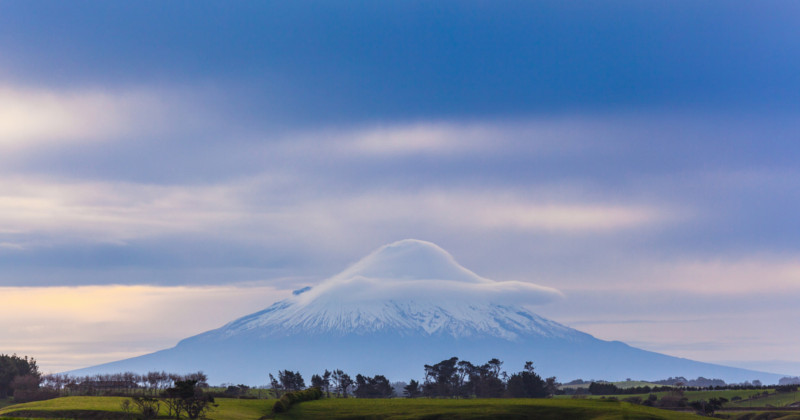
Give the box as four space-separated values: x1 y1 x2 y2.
622 396 642 404
272 387 323 413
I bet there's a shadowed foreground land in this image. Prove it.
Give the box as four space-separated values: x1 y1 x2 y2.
0 397 703 420
273 398 703 419
0 396 271 420
6 395 800 419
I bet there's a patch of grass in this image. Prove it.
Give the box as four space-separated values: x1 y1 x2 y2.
729 392 800 408
275 398 703 420
723 413 800 420
0 418 56 420
0 396 129 416
555 389 781 405
208 398 273 420
206 386 275 399
0 396 273 420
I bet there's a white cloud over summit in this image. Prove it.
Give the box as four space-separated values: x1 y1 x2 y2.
297 239 563 307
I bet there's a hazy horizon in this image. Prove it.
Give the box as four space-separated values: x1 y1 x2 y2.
1 1 799 379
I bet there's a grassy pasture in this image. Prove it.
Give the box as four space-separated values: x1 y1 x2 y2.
0 396 273 420
0 396 703 420
727 391 800 408
0 396 127 418
722 413 800 420
556 389 800 408
274 398 703 419
6 394 796 419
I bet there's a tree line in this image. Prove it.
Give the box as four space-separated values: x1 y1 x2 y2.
1 364 212 403
268 357 558 400
3 353 559 404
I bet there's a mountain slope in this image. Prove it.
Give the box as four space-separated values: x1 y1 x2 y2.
71 239 786 385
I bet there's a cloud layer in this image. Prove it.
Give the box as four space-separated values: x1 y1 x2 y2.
297 240 563 307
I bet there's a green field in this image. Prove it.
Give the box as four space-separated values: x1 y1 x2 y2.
0 396 704 420
727 391 800 408
274 398 703 420
0 396 273 420
5 394 797 420
555 389 800 409
722 413 800 420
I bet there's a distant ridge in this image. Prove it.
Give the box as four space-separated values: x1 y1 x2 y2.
71 240 787 385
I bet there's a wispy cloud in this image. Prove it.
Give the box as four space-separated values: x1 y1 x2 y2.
278 117 614 159
0 173 670 250
0 284 291 373
330 191 670 233
553 257 800 295
0 176 251 245
0 85 164 150
664 258 800 294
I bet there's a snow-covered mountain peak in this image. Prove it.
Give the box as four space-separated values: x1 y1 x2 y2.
208 240 567 341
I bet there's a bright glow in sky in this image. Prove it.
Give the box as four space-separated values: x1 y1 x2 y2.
1 1 799 377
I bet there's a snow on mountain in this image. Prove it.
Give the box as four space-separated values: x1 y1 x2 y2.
70 239 788 385
204 239 570 340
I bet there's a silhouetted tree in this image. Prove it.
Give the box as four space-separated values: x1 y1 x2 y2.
278 370 305 392
11 374 47 403
131 396 160 419
311 375 324 391
470 360 505 398
403 380 422 398
689 397 728 415
163 379 215 420
588 381 619 395
311 371 333 398
223 384 250 398
506 361 546 398
544 376 559 396
269 373 283 398
0 354 39 398
322 370 332 397
354 374 393 398
423 357 460 397
487 358 503 378
331 370 353 398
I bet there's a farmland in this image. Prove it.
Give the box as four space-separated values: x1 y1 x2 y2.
274 398 703 419
555 389 800 409
0 397 272 420
1 388 798 419
0 396 703 420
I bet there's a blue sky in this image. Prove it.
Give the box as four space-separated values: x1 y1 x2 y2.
1 1 799 377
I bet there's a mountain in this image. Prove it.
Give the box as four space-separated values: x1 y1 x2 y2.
71 239 785 385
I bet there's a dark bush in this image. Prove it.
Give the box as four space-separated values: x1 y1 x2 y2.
12 388 59 403
271 387 323 414
622 396 642 404
272 398 288 413
284 392 298 404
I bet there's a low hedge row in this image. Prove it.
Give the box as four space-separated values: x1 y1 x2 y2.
272 387 323 413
